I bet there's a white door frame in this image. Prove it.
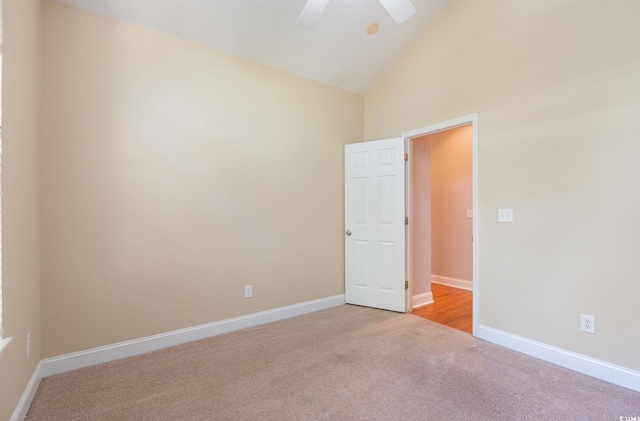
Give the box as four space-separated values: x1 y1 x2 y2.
403 113 479 336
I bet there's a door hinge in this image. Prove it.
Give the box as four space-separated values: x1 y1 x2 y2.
405 280 409 290
404 152 408 162
405 216 409 225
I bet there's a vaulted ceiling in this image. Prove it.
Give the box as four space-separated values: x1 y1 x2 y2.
56 0 451 94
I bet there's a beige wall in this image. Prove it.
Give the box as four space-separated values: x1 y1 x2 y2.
0 0 42 419
41 1 363 358
365 0 640 371
429 125 472 281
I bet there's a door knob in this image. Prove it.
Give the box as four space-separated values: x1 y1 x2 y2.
345 230 352 236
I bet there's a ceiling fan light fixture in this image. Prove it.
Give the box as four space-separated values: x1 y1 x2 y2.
366 22 380 35
377 0 416 23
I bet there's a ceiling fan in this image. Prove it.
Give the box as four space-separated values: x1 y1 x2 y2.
296 0 416 28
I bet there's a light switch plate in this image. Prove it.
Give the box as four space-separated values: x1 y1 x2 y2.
498 209 513 222
467 209 473 219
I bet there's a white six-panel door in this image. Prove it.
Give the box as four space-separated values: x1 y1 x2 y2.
344 138 405 312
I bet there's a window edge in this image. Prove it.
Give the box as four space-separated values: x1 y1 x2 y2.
0 336 13 360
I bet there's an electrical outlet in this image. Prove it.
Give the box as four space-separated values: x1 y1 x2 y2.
244 285 253 298
498 209 514 222
581 314 595 334
26 333 31 357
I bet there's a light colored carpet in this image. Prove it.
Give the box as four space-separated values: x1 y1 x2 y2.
27 305 640 420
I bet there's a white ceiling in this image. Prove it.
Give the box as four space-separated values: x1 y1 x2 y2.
55 0 451 95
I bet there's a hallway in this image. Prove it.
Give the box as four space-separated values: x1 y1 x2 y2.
412 283 472 333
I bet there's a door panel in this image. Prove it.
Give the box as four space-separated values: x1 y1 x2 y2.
345 138 405 312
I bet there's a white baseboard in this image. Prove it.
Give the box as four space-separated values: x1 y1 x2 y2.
41 294 345 377
478 325 640 393
412 292 434 309
432 275 473 291
10 362 42 421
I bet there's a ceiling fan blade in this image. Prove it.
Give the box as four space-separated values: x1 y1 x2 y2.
296 0 331 28
378 0 416 23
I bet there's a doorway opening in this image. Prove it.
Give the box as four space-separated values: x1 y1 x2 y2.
403 114 479 336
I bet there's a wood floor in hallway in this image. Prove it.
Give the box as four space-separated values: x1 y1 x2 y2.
412 283 472 334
